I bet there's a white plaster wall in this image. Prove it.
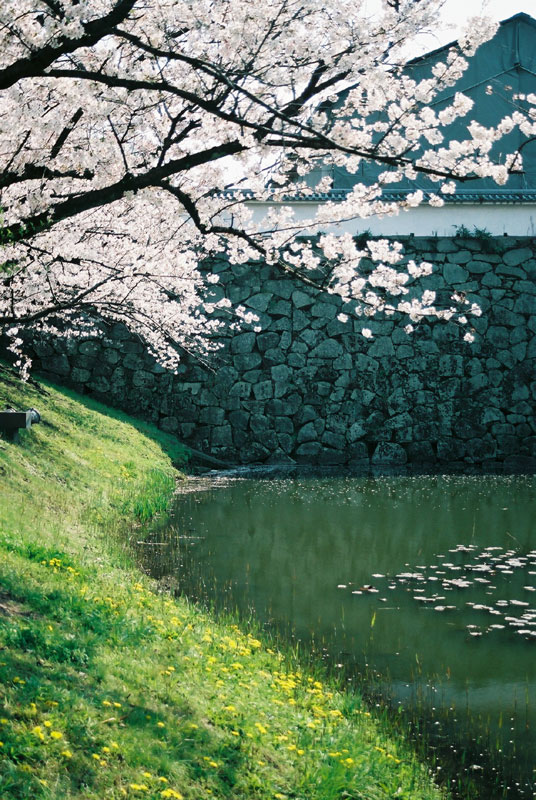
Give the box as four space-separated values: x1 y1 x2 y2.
246 202 536 237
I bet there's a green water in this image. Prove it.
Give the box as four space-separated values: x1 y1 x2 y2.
147 473 536 798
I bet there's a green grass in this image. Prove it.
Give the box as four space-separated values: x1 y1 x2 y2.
0 364 447 800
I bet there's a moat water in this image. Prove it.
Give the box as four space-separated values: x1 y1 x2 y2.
139 472 536 799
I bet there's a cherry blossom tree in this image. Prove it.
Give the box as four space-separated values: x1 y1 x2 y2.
1 0 534 375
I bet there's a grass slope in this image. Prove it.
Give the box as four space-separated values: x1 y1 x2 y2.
0 366 446 800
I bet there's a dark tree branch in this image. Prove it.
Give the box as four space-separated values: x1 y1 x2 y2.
0 163 94 190
50 107 84 159
2 140 247 245
0 0 137 91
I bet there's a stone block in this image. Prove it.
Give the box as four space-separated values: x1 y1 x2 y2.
503 247 532 267
71 367 91 384
435 239 459 253
110 323 131 341
256 332 279 352
229 381 252 398
317 449 348 465
438 354 463 377
132 370 155 389
87 376 110 394
444 262 469 283
466 436 497 460
437 438 465 461
300 329 322 348
349 442 369 461
123 353 146 371
311 301 337 319
487 326 509 349
247 293 273 312
160 417 178 433
481 272 502 287
309 339 344 359
446 250 472 264
239 442 271 463
288 353 306 368
228 410 250 429
496 264 526 279
234 353 262 371
117 340 145 355
41 354 70 376
293 310 310 331
212 425 233 446
275 417 294 434
263 348 286 366
271 364 291 383
297 422 317 443
269 299 292 317
466 260 492 274
32 341 54 358
396 345 414 359
272 433 292 453
292 289 314 308
406 441 436 462
199 407 225 425
250 414 272 435
295 441 322 458
368 337 394 358
243 369 263 383
322 430 345 450
371 442 407 465
231 332 256 354
253 380 273 400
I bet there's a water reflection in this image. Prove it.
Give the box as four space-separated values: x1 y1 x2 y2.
141 474 536 799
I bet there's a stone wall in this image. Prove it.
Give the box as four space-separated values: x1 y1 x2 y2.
15 235 536 469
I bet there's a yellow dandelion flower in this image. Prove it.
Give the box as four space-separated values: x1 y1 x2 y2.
102 700 112 707
92 753 101 760
209 761 218 768
50 730 63 739
43 721 52 728
61 750 73 758
142 771 152 778
129 784 149 791
231 730 240 737
156 722 165 728
113 702 122 708
157 777 168 783
31 726 45 741
102 746 110 753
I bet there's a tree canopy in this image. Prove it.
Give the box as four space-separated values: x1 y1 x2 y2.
1 0 534 374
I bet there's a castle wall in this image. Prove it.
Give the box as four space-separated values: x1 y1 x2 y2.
21 235 536 469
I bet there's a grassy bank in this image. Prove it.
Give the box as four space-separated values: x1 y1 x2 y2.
0 365 446 800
